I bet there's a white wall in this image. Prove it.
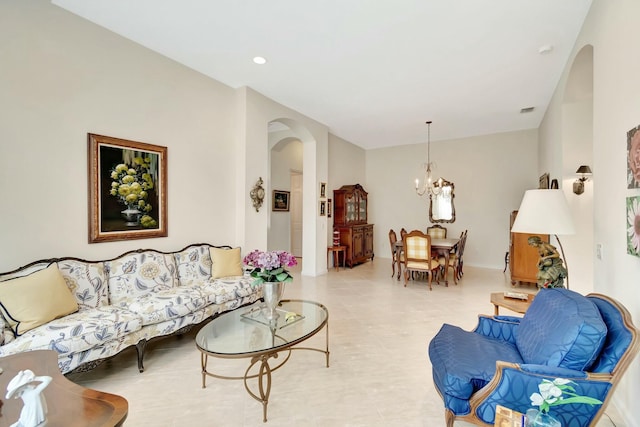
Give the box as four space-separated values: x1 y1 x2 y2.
239 89 329 276
366 129 538 269
540 1 640 424
0 1 239 270
268 139 303 252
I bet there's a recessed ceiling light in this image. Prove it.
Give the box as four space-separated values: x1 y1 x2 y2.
253 56 267 65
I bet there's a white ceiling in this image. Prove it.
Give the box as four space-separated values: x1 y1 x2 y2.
52 0 592 150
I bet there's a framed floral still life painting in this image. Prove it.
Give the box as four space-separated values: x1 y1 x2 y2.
627 124 640 188
627 196 640 257
88 133 168 243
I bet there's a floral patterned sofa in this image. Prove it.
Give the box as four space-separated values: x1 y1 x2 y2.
0 243 261 374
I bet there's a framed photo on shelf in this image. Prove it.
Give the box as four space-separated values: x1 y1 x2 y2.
87 133 167 243
272 190 290 212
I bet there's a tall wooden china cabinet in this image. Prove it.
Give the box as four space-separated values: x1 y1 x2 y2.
333 184 374 267
509 210 548 286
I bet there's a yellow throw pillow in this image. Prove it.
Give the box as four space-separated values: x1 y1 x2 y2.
0 264 79 336
210 247 243 279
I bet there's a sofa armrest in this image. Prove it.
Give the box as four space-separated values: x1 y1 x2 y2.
473 314 520 344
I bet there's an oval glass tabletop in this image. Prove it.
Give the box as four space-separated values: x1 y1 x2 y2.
196 299 328 356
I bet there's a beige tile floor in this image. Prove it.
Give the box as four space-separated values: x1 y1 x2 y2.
68 261 624 427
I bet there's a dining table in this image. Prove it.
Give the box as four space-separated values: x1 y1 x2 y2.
393 237 460 286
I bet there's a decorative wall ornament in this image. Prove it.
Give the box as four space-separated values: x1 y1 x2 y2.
626 196 640 257
628 124 640 188
250 177 265 212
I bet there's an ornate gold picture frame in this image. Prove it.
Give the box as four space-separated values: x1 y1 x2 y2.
88 133 168 243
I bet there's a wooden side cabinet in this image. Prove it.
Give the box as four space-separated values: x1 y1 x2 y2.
509 210 548 286
333 184 374 267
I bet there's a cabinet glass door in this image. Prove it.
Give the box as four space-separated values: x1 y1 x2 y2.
346 194 356 222
359 196 367 222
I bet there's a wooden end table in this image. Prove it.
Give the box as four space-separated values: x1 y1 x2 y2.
490 292 535 315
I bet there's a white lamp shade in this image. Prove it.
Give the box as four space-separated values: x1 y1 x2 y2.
511 189 575 235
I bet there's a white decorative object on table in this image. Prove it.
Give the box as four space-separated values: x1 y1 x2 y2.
5 369 52 427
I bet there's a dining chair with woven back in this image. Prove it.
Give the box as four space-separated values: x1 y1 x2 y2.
402 230 441 290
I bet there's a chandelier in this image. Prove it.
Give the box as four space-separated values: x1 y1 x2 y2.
415 120 442 196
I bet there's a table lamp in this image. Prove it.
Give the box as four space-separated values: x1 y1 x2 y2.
511 189 576 288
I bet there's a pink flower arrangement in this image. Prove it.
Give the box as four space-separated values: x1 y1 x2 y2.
243 250 297 285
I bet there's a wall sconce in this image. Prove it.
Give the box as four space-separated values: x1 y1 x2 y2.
250 177 265 212
572 165 592 195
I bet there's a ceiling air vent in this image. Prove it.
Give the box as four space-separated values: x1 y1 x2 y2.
520 107 535 114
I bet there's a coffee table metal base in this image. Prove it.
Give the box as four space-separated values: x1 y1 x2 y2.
198 300 330 422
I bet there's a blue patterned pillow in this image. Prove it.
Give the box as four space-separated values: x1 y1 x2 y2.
515 288 607 371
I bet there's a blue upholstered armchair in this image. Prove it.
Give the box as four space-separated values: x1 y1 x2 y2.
428 288 639 427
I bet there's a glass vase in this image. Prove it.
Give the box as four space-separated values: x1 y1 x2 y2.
525 409 561 427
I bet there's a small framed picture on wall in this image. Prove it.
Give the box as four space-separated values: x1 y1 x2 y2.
272 190 290 212
320 182 326 198
319 200 326 216
327 199 332 218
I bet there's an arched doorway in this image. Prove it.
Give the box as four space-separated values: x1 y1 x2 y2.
268 132 303 256
267 118 324 275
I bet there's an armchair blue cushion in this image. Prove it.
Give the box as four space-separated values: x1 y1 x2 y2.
515 288 607 370
428 289 639 427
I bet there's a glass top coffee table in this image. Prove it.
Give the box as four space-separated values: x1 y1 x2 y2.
195 299 329 422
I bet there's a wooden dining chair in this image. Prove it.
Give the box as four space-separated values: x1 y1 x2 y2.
439 229 467 283
402 230 440 290
456 229 468 280
388 229 404 279
439 231 461 284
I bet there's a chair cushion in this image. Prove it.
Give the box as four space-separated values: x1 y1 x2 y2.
515 288 607 371
114 286 209 326
406 260 439 270
0 306 142 356
429 324 523 400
